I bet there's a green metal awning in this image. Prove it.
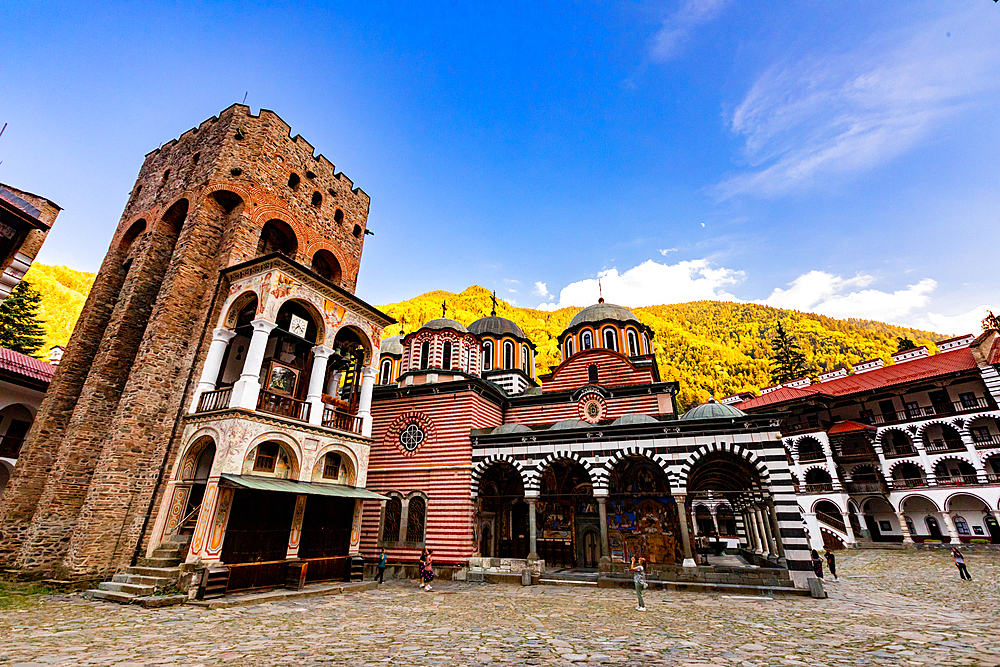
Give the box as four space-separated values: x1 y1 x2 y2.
219 474 387 500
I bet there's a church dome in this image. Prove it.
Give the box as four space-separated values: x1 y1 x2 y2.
549 419 591 430
568 302 640 328
468 315 527 340
680 398 747 421
380 335 403 356
611 413 659 426
419 318 468 333
492 423 531 434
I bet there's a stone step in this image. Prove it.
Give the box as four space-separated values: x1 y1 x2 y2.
111 573 174 588
88 589 136 604
126 566 182 579
98 581 156 596
599 575 806 596
167 534 193 545
137 557 182 568
152 545 187 559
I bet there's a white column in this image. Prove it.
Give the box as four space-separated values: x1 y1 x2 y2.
757 506 776 557
840 511 857 545
527 496 539 560
357 364 378 437
801 512 824 551
230 318 276 410
941 511 961 543
896 512 914 544
958 432 988 482
752 509 767 554
820 436 842 491
307 345 333 425
189 328 237 413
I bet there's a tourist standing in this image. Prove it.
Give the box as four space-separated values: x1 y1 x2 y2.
418 548 429 587
422 549 435 591
824 550 838 581
810 549 824 579
630 555 647 611
952 547 972 580
375 548 387 584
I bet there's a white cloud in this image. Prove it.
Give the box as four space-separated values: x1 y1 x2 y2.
715 8 1000 198
533 281 551 298
536 259 743 310
760 271 935 321
659 248 677 256
650 0 728 62
906 305 995 337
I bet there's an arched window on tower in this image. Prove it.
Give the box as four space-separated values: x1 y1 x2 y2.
442 341 452 370
381 496 402 543
379 358 393 385
582 331 593 350
565 338 575 359
420 341 430 369
483 341 493 371
405 495 426 544
603 328 618 351
463 347 471 373
503 341 515 369
521 345 529 372
627 329 639 357
588 364 599 384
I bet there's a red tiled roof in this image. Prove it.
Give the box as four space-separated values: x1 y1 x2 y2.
827 420 874 435
0 347 55 383
736 347 979 411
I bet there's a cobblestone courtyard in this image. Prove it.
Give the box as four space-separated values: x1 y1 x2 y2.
1 550 998 666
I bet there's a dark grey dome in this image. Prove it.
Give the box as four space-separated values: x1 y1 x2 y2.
549 419 591 430
568 302 641 328
468 315 527 339
681 399 747 421
380 336 403 356
492 423 531 434
420 318 468 333
611 413 659 426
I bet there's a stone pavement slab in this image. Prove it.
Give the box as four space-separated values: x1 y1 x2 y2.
0 550 998 666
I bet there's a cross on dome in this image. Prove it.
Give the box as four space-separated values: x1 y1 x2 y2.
490 290 498 316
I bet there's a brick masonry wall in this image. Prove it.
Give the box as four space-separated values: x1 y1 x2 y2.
0 105 373 578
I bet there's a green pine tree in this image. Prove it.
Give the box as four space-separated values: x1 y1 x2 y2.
896 337 917 352
0 280 47 357
768 322 810 385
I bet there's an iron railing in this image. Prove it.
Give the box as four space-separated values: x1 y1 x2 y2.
924 438 965 453
846 481 887 493
802 482 833 493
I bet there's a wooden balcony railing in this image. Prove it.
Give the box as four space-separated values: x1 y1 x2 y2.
882 445 918 459
0 436 24 459
802 482 833 493
257 391 311 423
891 477 928 490
846 481 887 494
973 434 1000 448
196 387 232 412
798 450 827 462
937 475 979 486
834 445 877 461
322 407 362 435
924 438 965 453
870 397 992 426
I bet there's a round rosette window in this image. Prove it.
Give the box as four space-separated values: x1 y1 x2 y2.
399 422 425 452
578 394 606 423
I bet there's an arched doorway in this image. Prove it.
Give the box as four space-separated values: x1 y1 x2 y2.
608 455 678 565
180 441 216 535
537 458 595 569
0 403 34 459
477 462 527 559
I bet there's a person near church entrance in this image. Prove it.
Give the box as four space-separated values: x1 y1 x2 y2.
824 550 838 581
630 555 647 611
952 547 972 580
375 548 387 584
418 548 429 587
811 550 824 579
422 550 435 591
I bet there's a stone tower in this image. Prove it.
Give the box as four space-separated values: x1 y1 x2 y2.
0 105 387 579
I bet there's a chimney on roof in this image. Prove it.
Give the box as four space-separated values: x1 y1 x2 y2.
48 346 65 366
719 392 754 405
891 346 929 364
936 334 975 352
783 377 812 389
760 385 782 395
854 358 884 374
818 367 849 383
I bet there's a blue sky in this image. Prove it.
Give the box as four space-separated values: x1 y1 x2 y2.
1 1 997 334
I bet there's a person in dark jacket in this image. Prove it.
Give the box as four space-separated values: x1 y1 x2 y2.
375 548 387 584
811 549 824 579
952 547 972 580
824 550 838 581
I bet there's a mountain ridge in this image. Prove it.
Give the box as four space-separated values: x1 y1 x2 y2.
22 265 947 410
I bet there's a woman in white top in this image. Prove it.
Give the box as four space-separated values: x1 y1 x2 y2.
630 555 647 611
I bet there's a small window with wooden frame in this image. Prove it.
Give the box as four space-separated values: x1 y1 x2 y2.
253 442 280 473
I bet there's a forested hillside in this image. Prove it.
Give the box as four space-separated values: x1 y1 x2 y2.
22 263 95 353
379 286 946 410
24 267 946 410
